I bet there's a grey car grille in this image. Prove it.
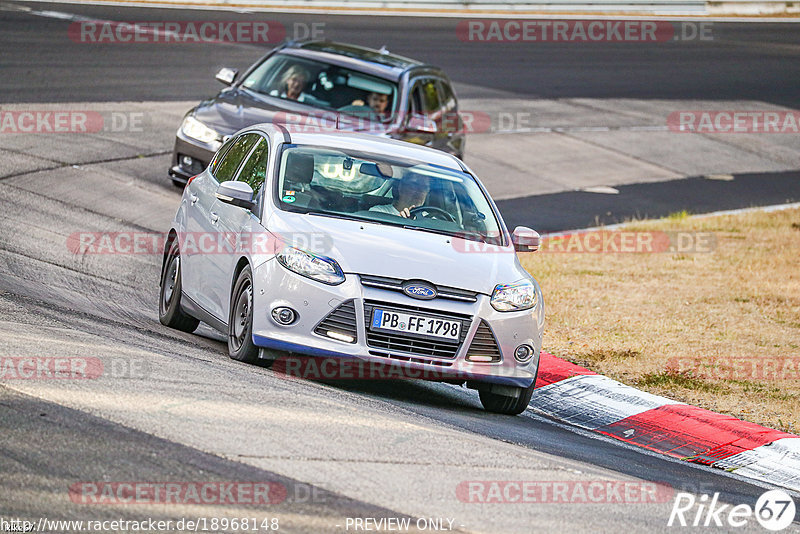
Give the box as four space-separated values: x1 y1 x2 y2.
314 300 357 343
363 300 471 359
367 351 455 368
359 274 479 303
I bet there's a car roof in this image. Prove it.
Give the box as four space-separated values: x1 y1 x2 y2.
258 126 463 171
277 41 433 82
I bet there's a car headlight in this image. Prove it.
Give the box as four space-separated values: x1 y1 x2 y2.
276 245 345 285
491 279 537 312
181 116 221 145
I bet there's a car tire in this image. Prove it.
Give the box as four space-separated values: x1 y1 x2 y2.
228 266 260 364
479 383 535 415
159 241 200 333
172 179 185 188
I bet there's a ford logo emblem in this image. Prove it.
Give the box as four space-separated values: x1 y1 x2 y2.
402 281 437 300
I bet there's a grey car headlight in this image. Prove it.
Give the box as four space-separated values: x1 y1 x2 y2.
181 116 221 145
276 245 345 285
491 279 537 312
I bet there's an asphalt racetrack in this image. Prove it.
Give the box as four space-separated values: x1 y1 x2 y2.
1 3 799 532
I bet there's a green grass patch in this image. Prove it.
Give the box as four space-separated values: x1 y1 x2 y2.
637 369 724 393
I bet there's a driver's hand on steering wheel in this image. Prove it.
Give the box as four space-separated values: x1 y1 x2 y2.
399 207 413 218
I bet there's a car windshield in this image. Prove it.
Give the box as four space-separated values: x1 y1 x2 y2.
240 54 398 123
275 145 503 245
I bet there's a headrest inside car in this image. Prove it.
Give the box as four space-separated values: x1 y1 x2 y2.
285 152 314 186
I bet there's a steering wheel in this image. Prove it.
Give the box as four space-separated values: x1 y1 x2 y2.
409 206 455 222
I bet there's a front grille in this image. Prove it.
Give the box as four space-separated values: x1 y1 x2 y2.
368 350 455 367
363 300 471 359
465 320 502 363
314 300 357 343
359 274 479 303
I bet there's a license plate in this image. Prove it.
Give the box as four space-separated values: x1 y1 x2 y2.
370 309 460 341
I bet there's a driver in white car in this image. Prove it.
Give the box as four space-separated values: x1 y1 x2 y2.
369 173 430 218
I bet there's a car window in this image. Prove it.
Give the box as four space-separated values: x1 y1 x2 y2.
410 78 441 115
436 80 460 133
209 137 236 174
236 137 269 194
213 133 259 182
438 80 457 113
241 53 398 119
275 145 502 245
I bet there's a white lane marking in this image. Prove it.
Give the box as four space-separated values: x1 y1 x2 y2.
7 4 193 42
32 9 76 19
582 185 620 194
531 374 681 431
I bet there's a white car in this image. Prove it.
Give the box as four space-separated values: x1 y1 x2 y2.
159 125 544 415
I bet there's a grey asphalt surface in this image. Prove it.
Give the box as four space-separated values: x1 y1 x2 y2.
0 388 416 533
0 2 798 107
1 2 799 532
498 169 800 233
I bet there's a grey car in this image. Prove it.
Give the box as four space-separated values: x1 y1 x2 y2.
159 125 543 415
169 40 466 187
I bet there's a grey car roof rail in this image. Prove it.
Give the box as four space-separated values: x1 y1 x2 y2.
274 123 291 143
401 64 444 78
279 37 320 49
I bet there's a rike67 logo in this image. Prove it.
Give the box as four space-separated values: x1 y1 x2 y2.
668 489 796 531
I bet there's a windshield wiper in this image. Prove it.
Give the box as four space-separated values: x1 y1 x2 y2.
401 225 463 239
305 211 355 221
403 225 496 245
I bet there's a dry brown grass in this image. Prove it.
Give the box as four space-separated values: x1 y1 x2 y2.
520 206 800 432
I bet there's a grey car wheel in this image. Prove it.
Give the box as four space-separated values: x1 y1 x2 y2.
159 240 200 333
228 266 260 363
479 383 535 415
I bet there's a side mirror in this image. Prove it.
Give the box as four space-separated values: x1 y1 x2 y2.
405 113 437 134
216 181 255 211
511 226 540 252
215 67 238 86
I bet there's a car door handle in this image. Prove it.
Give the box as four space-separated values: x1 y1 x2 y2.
189 194 198 205
210 212 219 224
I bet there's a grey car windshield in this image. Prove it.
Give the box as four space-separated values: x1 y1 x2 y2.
241 54 398 122
276 145 503 244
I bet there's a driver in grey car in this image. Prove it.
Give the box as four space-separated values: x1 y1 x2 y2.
369 173 430 218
